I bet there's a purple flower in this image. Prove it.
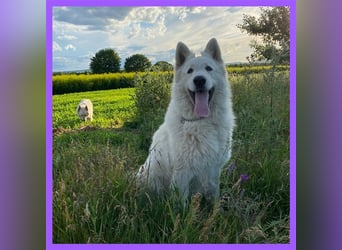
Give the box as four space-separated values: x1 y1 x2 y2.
240 174 250 184
226 162 235 177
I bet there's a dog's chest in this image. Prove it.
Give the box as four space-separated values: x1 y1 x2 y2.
170 122 224 162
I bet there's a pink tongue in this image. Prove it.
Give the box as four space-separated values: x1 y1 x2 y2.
194 91 209 117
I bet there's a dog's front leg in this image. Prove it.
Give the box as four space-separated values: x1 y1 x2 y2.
170 170 192 201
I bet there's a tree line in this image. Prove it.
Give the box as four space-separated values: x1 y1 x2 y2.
89 49 173 74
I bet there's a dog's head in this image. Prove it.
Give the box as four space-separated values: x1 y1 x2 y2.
174 38 226 118
77 104 89 121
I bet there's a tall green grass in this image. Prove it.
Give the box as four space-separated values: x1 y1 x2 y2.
52 70 290 243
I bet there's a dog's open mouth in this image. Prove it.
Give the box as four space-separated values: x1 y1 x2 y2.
188 87 215 118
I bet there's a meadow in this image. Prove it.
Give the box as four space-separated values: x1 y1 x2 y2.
52 69 290 243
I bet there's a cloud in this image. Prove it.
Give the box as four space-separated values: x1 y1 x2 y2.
53 7 133 30
53 41 62 52
64 44 76 51
57 34 77 40
128 23 141 38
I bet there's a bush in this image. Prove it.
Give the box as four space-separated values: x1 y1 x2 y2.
52 65 289 95
133 71 172 149
227 64 289 75
53 73 136 95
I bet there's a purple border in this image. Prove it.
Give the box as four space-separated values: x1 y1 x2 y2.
46 1 296 249
46 1 53 248
47 0 292 7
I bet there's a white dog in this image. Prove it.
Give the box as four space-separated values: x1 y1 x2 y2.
76 99 93 121
136 38 235 204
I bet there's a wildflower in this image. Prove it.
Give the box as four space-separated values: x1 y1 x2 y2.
232 173 250 191
240 174 250 184
226 162 235 177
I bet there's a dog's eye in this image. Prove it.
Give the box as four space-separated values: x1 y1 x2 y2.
206 66 213 71
187 68 193 74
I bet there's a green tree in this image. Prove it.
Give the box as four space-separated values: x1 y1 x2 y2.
90 48 121 74
237 7 290 63
151 61 173 72
124 54 152 72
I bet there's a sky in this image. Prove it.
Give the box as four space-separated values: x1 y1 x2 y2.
52 7 262 72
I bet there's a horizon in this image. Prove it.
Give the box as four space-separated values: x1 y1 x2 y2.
52 61 259 74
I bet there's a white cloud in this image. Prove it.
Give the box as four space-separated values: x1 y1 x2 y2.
57 34 77 40
53 41 62 52
128 7 167 24
64 44 76 51
128 23 141 38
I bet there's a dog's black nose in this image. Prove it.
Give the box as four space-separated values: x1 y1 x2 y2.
193 76 206 90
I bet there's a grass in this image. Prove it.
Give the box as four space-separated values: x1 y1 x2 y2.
52 70 290 243
53 88 136 130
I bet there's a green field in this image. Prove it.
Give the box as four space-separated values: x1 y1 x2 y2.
53 88 136 130
52 70 290 243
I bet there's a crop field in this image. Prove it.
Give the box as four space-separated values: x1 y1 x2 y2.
52 65 289 94
52 70 290 243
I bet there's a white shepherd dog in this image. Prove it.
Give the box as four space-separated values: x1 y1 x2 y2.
136 38 235 204
76 99 93 121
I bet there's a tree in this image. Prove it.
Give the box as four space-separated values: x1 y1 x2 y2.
237 7 290 63
124 54 152 72
90 48 121 74
151 61 174 72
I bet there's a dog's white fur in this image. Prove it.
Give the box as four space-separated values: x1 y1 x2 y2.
76 99 93 121
136 38 235 203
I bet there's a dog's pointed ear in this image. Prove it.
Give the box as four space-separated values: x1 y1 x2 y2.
175 42 193 69
204 38 223 63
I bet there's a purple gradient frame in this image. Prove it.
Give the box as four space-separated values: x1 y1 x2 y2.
46 0 296 249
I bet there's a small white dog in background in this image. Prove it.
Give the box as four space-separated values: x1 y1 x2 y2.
76 99 93 121
136 38 235 205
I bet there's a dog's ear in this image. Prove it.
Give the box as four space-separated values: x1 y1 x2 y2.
204 38 223 63
77 106 80 112
175 42 193 69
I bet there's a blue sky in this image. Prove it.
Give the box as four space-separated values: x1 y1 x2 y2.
52 7 262 72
